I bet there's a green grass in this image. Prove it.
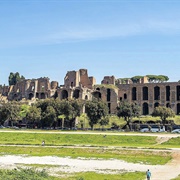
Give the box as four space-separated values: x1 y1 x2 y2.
0 146 171 165
0 132 157 147
0 168 59 180
172 175 180 180
61 171 145 180
158 137 180 148
0 169 145 180
78 114 180 129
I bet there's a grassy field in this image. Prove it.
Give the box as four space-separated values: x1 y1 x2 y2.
61 171 145 180
0 168 145 180
0 168 59 180
0 132 157 147
172 175 180 180
0 146 171 165
159 137 180 148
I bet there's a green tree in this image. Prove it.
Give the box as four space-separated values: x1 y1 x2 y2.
19 104 30 119
116 101 140 130
131 76 143 83
152 106 175 125
8 72 25 85
41 106 56 128
0 102 20 126
146 75 169 83
99 116 109 130
26 106 41 128
85 99 109 130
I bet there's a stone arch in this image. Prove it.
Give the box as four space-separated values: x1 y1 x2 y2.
85 95 88 100
124 93 127 100
92 91 101 99
154 86 160 100
166 86 170 101
40 92 45 99
154 102 159 108
36 93 39 98
28 93 34 100
132 87 136 100
143 87 148 100
166 103 171 108
53 91 58 99
108 103 111 114
176 86 180 101
142 102 149 115
41 85 45 91
13 93 18 98
107 89 111 101
177 103 180 115
73 89 80 99
61 90 68 99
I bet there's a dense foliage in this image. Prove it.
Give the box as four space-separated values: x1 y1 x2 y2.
8 72 25 85
0 168 54 180
152 106 175 125
116 74 169 85
116 101 140 130
85 99 109 130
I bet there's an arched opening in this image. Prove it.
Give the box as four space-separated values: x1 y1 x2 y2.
36 93 39 98
13 93 18 99
154 86 160 100
40 93 45 99
166 86 170 101
154 102 159 108
143 102 149 115
92 92 101 100
132 87 136 100
85 95 88 100
107 89 111 101
124 93 127 100
143 87 148 100
176 86 180 101
119 97 122 101
28 93 34 100
108 103 111 114
96 88 100 91
177 103 180 115
31 86 34 91
41 86 45 91
71 82 73 87
61 90 68 99
54 91 58 99
166 103 171 108
73 89 80 99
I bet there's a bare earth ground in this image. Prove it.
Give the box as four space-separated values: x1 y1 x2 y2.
0 131 179 180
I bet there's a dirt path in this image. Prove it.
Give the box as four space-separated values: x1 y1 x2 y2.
0 149 179 180
150 150 180 180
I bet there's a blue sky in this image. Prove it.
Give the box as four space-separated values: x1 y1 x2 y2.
0 0 180 85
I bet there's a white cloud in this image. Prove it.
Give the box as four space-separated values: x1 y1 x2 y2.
0 19 180 48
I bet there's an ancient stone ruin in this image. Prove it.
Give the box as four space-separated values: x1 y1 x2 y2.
1 68 180 115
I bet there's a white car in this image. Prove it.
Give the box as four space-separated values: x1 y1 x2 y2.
140 128 149 132
171 129 180 133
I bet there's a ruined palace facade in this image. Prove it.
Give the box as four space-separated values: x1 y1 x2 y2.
0 68 180 115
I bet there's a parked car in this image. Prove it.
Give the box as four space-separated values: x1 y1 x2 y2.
150 128 166 133
140 128 165 133
171 129 180 133
140 128 149 132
